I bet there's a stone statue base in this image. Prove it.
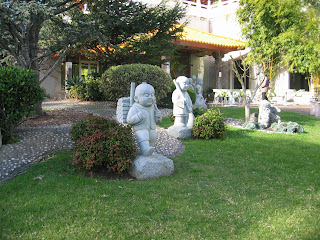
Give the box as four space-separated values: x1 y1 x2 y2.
130 153 174 180
167 125 192 139
194 97 207 110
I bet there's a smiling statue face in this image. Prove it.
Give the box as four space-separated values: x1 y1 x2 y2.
135 83 155 107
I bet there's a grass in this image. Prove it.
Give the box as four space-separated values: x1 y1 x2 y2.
1 107 320 239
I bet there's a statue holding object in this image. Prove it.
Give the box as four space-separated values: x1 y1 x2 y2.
126 82 162 156
167 76 194 139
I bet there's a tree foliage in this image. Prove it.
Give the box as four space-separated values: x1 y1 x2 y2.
70 0 185 67
0 0 185 77
237 0 320 82
0 0 82 74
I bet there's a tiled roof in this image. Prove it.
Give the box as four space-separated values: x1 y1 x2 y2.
176 25 246 51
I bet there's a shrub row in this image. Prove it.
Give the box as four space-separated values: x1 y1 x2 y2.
0 66 45 144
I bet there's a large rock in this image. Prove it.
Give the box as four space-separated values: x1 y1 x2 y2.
258 100 281 128
167 125 192 139
130 153 174 180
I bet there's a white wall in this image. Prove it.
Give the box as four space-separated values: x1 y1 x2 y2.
39 57 62 99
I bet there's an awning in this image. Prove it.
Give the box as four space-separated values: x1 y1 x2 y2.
176 25 246 53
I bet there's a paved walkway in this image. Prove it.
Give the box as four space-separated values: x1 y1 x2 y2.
0 100 184 184
275 104 311 115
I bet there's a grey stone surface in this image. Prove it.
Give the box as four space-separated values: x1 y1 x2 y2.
116 97 130 124
258 100 281 128
0 124 73 183
194 77 207 110
167 125 192 139
172 76 194 130
129 153 174 180
126 83 162 156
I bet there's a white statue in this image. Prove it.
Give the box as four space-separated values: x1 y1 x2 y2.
258 100 281 128
125 82 174 180
167 76 194 139
194 77 207 110
172 76 194 128
126 82 162 156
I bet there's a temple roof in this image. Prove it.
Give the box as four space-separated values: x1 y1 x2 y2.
176 25 246 53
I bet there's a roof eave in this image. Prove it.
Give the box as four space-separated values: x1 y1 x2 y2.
175 40 245 52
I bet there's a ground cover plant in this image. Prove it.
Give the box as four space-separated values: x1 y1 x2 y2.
0 109 319 239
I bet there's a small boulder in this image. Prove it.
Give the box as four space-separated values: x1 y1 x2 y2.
130 153 174 180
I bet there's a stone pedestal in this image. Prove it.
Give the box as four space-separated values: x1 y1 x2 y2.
130 153 174 180
167 125 192 139
310 101 320 118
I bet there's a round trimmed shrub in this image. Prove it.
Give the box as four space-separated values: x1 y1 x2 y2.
0 66 45 144
100 64 172 103
192 109 225 139
71 116 137 174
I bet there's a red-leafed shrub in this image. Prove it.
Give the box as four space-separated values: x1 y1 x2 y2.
70 116 136 174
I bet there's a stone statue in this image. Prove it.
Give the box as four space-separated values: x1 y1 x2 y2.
188 77 194 90
167 76 194 139
124 82 174 180
126 82 162 156
258 100 281 128
194 77 207 110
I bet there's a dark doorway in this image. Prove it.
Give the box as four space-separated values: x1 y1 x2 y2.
290 73 309 91
233 60 249 89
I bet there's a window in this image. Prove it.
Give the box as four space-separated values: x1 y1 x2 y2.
79 61 99 80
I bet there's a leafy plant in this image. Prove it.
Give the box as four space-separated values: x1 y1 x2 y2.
271 121 304 134
71 116 136 174
192 109 225 139
187 88 196 104
0 66 45 144
100 64 172 103
66 76 84 90
68 78 104 101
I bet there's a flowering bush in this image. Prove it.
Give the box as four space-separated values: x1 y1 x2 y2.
192 109 225 139
71 116 137 174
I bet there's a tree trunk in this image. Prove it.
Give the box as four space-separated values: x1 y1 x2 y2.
245 103 250 122
30 28 44 116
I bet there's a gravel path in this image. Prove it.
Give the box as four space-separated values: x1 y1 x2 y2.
1 100 248 183
0 100 183 183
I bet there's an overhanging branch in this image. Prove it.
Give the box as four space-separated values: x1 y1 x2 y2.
39 47 69 84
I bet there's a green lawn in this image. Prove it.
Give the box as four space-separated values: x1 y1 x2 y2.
1 108 319 239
